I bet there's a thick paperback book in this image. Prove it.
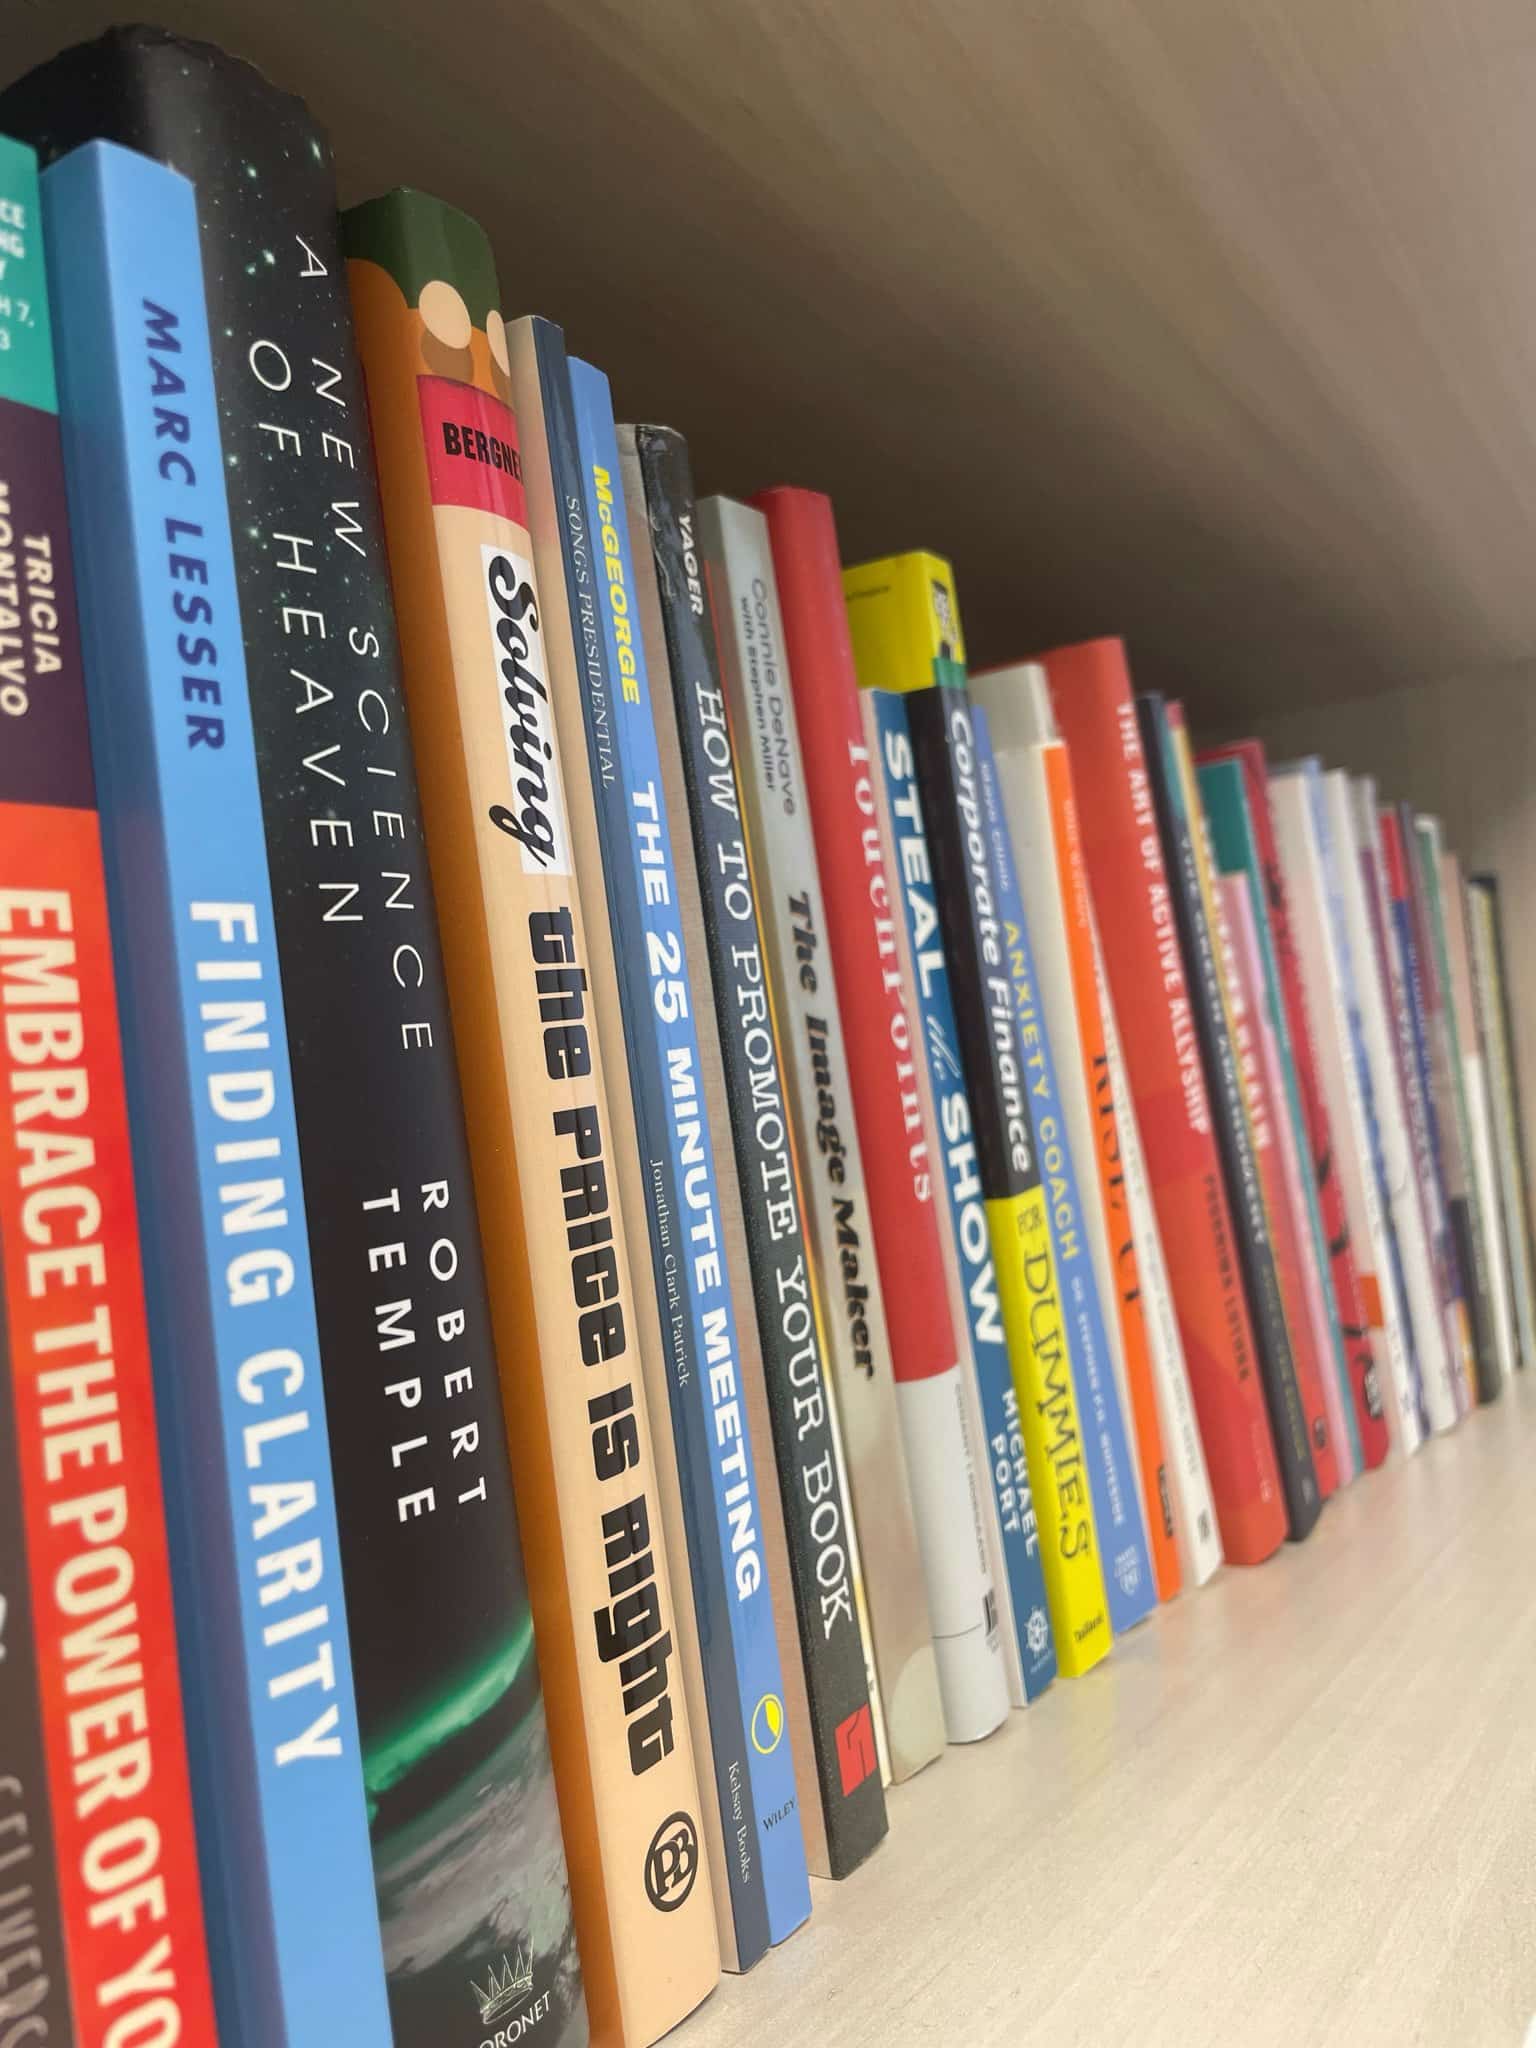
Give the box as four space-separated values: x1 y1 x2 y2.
847 562 1112 1675
568 357 812 1952
1197 757 1358 1483
703 502 1005 1746
865 687 1058 1698
1140 697 1320 1539
45 138 386 2043
1201 741 1389 1470
346 190 713 2047
1042 641 1284 1566
0 131 215 2048
624 426 888 1877
973 712 1156 1627
971 662 1189 1599
2 30 582 2042
759 485 1042 1707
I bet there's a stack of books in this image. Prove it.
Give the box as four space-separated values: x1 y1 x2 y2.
2 29 1530 2048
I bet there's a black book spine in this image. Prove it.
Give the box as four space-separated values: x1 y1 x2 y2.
0 1304 73 2048
634 425 886 1880
1137 697 1320 1539
0 31 582 2043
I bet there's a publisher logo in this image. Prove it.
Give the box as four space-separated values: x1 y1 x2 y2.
644 1812 699 1912
834 1705 878 1796
750 1692 785 1755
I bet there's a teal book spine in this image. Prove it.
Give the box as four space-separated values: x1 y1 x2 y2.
972 710 1156 1629
566 358 811 1943
43 138 387 2046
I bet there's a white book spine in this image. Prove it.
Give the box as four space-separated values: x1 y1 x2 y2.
1269 771 1422 1456
700 496 1007 1745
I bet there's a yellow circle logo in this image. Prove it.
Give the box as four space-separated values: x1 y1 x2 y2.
750 1693 785 1754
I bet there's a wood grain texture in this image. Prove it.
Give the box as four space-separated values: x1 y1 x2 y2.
16 0 1536 717
681 1373 1536 2047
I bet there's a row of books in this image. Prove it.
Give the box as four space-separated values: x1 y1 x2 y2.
2 25 1529 2048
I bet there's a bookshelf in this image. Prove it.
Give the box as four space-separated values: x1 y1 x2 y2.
9 4 1536 2039
686 1374 1536 2047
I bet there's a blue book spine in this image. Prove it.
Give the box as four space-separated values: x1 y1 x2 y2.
567 357 809 1940
43 140 387 2046
972 709 1156 1631
868 691 1057 1697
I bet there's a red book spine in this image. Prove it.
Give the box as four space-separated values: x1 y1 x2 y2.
1043 639 1285 1565
1 388 216 2045
754 486 956 1386
1223 741 1390 1469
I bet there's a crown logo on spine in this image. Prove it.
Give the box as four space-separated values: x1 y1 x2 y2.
473 1945 535 2025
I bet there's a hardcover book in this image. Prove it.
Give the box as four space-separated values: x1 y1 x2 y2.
863 688 1058 1698
1200 741 1389 1470
0 130 215 2048
1342 781 1457 1433
504 320 804 1970
973 711 1157 1625
1196 756 1359 1483
703 502 1006 1745
45 137 386 2044
1372 803 1474 1415
846 561 1112 1676
1140 697 1321 1538
971 662 1186 1600
624 425 889 1876
1414 820 1504 1400
570 356 813 1950
2 31 584 2042
1042 641 1284 1565
1467 876 1536 1370
1268 766 1424 1456
345 190 714 2048
758 485 1043 1706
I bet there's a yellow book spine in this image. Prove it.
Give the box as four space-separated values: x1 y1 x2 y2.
988 1190 1113 1677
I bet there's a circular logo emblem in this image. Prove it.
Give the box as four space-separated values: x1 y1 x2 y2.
644 1811 699 1913
750 1692 785 1754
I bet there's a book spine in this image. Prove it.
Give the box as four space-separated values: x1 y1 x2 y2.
1318 771 1439 1440
759 486 1037 1705
0 131 214 2048
1350 796 1457 1432
1041 643 1284 1566
701 500 1004 1747
1094 922 1224 1581
1467 878 1536 1370
973 713 1156 1627
1414 824 1504 1401
568 361 810 1944
0 1303 73 2046
46 139 385 2044
1267 772 1423 1456
624 426 887 1881
1219 743 1390 1470
1139 700 1319 1538
897 683 1112 1675
346 195 714 2048
867 690 1057 1696
3 34 584 2037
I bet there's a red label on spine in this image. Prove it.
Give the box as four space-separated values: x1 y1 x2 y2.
0 802 216 2046
418 373 526 523
1043 639 1286 1566
757 486 957 1384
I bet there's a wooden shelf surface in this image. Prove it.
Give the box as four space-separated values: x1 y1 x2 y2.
682 1376 1536 2047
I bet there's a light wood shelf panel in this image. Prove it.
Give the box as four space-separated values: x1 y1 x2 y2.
681 1376 1536 2048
